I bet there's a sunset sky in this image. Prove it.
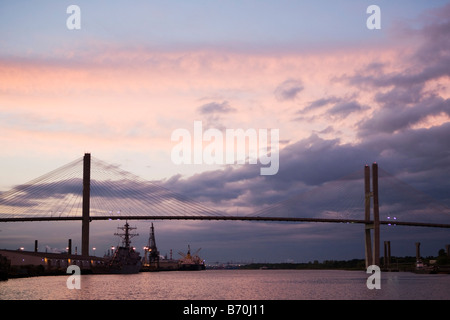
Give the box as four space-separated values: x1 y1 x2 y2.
0 1 449 263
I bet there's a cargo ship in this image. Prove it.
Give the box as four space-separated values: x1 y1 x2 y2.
178 245 206 271
93 221 142 274
141 224 205 271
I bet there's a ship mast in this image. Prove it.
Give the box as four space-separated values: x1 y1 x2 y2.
114 221 138 248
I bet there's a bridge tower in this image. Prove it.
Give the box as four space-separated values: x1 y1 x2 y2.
81 153 91 256
364 162 380 268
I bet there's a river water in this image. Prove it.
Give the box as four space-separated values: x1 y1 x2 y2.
0 269 449 300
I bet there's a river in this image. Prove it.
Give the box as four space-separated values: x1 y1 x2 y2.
0 269 449 300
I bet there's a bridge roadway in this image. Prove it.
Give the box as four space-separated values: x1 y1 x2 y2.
1 215 449 228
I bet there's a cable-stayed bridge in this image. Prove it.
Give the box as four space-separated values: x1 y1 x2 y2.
1 154 449 267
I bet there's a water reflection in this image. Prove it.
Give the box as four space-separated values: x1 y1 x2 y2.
0 270 449 300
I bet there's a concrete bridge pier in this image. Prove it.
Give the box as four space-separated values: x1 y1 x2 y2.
364 163 380 268
81 153 91 257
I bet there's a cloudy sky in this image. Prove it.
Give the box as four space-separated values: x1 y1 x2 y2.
0 1 449 263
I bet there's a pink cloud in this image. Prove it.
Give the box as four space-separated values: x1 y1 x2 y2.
0 44 411 175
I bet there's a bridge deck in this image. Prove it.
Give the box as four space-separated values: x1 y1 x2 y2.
1 215 449 228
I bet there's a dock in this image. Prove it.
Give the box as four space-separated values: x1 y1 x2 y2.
0 249 104 278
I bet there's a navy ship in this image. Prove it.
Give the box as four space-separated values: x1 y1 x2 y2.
93 222 142 274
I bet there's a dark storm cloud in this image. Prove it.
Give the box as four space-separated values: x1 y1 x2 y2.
158 118 450 224
294 96 364 122
360 122 450 174
337 4 450 202
0 178 83 207
6 121 448 219
410 6 450 79
328 101 368 119
358 95 450 136
160 133 377 214
266 134 371 187
374 83 424 105
357 10 450 136
302 96 342 112
274 79 304 101
196 101 236 130
157 125 449 229
1 178 171 202
160 166 255 204
347 4 450 91
198 101 236 114
0 176 227 217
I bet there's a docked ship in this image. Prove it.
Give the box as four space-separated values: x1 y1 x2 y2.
141 224 206 271
93 222 142 274
178 245 206 271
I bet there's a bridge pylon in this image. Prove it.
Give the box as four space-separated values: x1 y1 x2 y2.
81 153 91 257
364 163 380 268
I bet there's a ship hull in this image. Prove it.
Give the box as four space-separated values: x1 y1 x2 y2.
179 263 206 271
93 245 142 274
92 262 142 274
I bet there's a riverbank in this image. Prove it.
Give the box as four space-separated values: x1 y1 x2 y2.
239 256 450 273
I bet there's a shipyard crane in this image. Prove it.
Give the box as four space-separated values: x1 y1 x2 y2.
143 223 160 266
178 244 201 258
